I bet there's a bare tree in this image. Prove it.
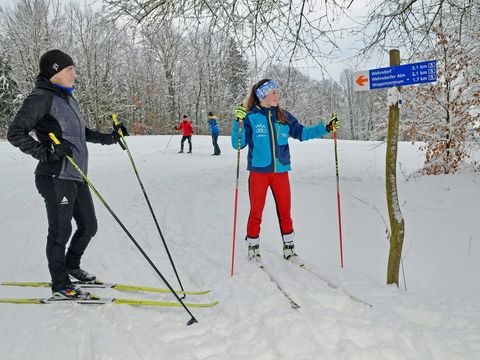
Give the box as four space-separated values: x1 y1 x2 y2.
102 0 351 83
403 22 480 174
0 0 371 138
339 69 388 141
360 0 477 59
143 21 186 124
67 3 128 130
0 0 65 92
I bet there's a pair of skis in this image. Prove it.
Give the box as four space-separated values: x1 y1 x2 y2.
257 262 372 309
0 281 218 308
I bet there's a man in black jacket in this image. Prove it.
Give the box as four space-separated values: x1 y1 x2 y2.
7 49 128 299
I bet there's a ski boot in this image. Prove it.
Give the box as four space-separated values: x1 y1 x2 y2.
52 284 91 300
246 237 262 266
68 268 96 283
282 232 305 267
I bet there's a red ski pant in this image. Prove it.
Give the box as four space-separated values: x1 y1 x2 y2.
247 171 293 238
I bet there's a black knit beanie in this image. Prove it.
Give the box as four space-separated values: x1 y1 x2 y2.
39 49 74 80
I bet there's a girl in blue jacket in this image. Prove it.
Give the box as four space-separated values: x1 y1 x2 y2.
231 79 339 266
208 111 221 155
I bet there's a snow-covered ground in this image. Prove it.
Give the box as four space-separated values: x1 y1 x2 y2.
0 135 479 360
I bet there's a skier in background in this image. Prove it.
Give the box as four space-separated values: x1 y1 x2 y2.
7 49 128 299
175 115 193 153
231 79 339 266
208 111 221 156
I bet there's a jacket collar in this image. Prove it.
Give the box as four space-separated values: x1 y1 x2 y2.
35 74 70 98
253 104 276 115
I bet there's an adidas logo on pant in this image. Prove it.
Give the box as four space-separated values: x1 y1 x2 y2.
60 196 69 205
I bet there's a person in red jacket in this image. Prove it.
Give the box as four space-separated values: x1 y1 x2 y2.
175 115 193 153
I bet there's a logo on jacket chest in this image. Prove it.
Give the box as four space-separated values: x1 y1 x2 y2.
255 123 267 137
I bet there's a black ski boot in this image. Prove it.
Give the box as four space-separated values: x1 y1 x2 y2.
68 268 96 283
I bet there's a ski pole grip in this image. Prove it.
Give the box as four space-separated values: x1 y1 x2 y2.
236 103 245 123
329 113 338 133
112 114 124 137
48 132 61 145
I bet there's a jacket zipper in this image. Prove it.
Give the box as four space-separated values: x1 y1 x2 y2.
268 110 276 173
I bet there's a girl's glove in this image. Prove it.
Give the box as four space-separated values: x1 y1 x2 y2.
234 104 246 121
326 114 339 133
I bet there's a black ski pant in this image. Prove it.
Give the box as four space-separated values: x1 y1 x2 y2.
180 136 192 152
35 175 98 291
211 135 221 155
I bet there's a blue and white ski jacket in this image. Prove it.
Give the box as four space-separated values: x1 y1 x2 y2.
231 105 328 173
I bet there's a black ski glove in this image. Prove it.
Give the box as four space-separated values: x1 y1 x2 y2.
48 142 73 162
112 123 129 142
112 123 129 150
38 143 53 163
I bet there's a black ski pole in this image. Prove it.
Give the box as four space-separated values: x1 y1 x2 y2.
163 133 174 154
112 114 186 295
48 132 197 325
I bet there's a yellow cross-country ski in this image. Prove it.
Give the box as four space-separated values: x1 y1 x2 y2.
1 281 210 295
0 294 219 307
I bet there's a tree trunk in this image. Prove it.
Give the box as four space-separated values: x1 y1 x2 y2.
165 68 176 124
386 49 405 286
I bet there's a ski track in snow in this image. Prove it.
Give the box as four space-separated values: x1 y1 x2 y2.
0 136 479 360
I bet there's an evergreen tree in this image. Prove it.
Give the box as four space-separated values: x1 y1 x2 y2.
0 55 19 137
223 38 249 106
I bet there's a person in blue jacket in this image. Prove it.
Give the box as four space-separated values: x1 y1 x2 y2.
231 79 339 266
208 111 221 155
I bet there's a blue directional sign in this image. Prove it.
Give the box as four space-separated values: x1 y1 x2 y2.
354 60 437 91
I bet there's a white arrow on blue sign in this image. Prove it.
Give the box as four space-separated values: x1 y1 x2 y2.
354 60 437 92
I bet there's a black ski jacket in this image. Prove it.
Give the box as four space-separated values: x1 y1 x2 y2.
7 75 114 181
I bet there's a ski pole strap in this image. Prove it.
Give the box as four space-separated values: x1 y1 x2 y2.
116 135 126 150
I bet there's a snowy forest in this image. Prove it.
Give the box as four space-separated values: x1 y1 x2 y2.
1 1 480 358
0 0 479 174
